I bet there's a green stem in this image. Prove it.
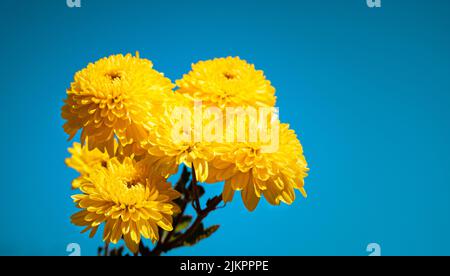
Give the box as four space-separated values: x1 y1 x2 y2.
191 165 202 212
145 166 222 256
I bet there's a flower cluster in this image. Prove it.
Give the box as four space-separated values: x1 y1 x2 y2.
63 53 309 253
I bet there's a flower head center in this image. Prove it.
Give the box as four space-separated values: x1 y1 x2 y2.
105 70 122 81
125 179 139 189
223 72 236 80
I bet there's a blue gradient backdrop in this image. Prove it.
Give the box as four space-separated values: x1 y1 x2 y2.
1 0 449 255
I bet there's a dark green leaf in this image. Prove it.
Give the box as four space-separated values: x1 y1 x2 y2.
206 195 222 209
175 166 191 193
175 215 193 233
183 224 220 246
187 182 205 199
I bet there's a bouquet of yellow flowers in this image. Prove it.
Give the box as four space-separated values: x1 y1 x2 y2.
62 53 309 255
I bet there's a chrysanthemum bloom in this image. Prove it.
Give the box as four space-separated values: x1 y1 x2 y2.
66 142 112 189
66 142 109 176
140 95 215 182
206 124 308 211
62 53 174 156
65 140 134 189
71 157 180 253
176 57 276 109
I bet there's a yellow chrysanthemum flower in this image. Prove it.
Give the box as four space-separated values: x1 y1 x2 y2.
141 94 214 182
206 124 309 211
176 57 276 109
71 157 180 253
62 53 174 156
66 142 109 176
65 142 111 189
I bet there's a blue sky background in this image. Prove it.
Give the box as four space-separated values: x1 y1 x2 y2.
0 0 450 256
